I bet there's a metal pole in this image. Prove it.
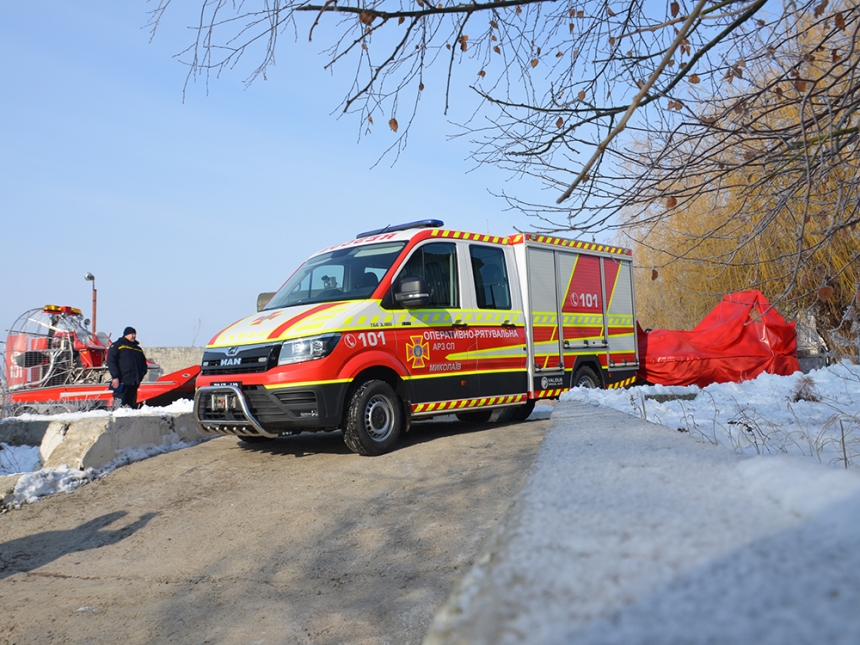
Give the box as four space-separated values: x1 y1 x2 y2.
92 283 97 335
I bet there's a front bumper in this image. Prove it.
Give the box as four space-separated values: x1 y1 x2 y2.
194 383 349 438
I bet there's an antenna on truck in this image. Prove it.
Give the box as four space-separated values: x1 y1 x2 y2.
356 219 444 239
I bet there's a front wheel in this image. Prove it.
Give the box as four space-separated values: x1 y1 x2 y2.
343 380 404 456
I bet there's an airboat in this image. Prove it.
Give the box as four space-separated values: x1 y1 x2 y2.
2 305 199 415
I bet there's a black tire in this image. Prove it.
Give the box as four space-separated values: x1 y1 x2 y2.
572 365 602 389
343 380 403 456
455 409 493 423
509 400 536 422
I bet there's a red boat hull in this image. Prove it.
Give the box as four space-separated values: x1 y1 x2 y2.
6 365 201 410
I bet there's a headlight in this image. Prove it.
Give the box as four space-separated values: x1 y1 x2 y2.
278 333 342 366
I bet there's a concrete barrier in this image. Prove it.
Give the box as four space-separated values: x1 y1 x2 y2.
1 411 205 506
144 347 204 377
0 417 52 447
38 413 202 470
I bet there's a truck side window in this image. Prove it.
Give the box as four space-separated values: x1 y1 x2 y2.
396 242 459 308
470 245 511 310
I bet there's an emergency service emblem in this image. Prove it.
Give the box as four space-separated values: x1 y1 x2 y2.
250 311 281 326
405 335 430 369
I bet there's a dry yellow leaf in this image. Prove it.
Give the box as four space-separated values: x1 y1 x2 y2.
389 118 399 133
556 117 564 128
530 59 539 68
359 10 375 25
578 90 586 100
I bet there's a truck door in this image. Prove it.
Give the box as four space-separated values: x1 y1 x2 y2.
527 246 612 387
602 256 638 370
468 243 527 398
558 251 607 369
526 248 566 391
391 241 480 405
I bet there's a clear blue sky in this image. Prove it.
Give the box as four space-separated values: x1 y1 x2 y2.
0 2 562 348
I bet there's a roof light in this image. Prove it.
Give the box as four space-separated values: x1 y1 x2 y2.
356 219 444 239
42 305 81 316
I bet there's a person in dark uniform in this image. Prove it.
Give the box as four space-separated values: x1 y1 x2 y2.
106 326 148 408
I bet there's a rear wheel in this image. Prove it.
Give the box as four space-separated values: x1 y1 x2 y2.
343 380 403 456
572 366 602 389
455 409 493 423
509 400 536 422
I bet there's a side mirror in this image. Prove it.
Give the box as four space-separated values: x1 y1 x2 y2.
394 276 430 309
257 292 276 312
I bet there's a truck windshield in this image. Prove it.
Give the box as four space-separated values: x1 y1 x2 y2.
264 241 408 309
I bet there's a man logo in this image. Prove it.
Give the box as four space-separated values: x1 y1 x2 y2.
226 347 240 357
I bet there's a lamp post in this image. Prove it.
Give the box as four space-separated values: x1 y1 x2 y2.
84 272 97 335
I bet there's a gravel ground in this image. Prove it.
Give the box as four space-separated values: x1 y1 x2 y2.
0 413 549 645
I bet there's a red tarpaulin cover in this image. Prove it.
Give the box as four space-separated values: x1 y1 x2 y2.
637 290 801 387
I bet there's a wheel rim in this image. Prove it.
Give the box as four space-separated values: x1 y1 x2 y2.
576 374 597 388
364 394 394 441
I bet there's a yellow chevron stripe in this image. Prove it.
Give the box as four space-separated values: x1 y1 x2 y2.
411 393 528 414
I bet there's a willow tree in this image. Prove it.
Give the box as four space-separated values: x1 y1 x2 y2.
148 0 860 349
624 8 860 353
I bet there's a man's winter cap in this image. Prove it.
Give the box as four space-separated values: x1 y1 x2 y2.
123 326 137 336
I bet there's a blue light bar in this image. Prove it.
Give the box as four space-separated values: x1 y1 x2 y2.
356 219 444 239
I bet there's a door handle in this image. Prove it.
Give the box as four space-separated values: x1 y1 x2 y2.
502 321 516 329
452 321 469 329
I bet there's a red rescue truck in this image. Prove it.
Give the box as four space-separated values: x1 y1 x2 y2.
194 220 638 455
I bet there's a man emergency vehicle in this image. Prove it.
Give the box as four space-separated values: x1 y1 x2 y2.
194 220 638 455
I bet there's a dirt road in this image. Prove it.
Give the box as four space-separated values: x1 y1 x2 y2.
0 414 549 645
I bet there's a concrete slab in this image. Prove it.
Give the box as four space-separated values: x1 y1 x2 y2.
424 400 860 645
